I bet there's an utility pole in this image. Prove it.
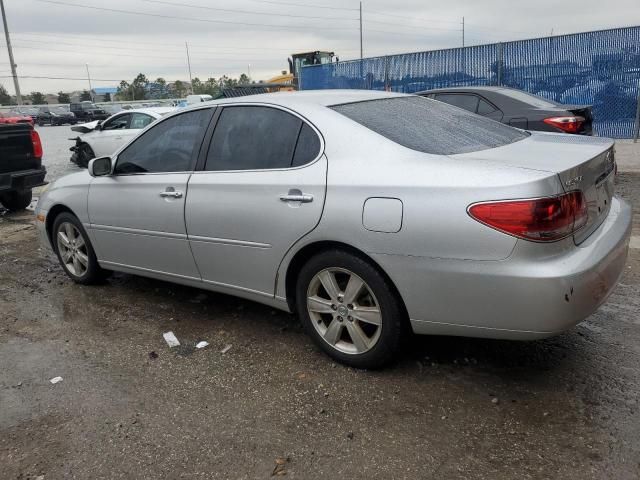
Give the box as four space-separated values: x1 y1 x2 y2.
185 41 194 94
85 63 93 102
0 0 22 105
359 1 363 59
462 16 465 47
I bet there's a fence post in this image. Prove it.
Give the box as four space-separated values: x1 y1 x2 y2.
634 81 640 142
384 56 390 91
497 42 503 86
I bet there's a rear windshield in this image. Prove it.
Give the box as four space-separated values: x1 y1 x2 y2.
331 96 528 155
497 88 559 108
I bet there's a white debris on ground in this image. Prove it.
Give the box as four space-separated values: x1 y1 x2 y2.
163 331 180 348
221 344 232 354
195 341 209 349
49 376 63 384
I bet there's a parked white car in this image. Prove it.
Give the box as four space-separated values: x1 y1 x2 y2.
70 107 176 167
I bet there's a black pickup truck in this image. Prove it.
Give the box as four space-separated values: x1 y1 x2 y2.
0 124 46 211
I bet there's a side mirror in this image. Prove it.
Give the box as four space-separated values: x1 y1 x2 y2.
88 156 112 177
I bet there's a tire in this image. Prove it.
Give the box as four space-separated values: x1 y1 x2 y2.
37 121 44 127
77 143 95 168
52 212 106 284
296 249 406 369
0 190 32 211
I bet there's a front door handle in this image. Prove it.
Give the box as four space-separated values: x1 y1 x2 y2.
280 193 313 203
160 190 183 198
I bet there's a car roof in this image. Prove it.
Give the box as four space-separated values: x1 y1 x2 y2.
418 86 523 94
201 89 412 109
121 107 176 116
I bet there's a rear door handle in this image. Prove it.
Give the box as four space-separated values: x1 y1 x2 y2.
160 190 183 198
280 193 313 203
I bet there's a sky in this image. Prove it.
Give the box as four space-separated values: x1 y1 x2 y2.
1 0 639 95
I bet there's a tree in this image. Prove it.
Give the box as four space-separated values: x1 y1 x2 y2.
57 91 71 104
191 77 203 95
30 91 46 105
0 84 11 105
80 90 92 101
172 80 188 98
155 77 168 98
131 73 149 100
117 80 131 100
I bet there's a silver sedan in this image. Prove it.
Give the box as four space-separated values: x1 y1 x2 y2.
35 90 632 368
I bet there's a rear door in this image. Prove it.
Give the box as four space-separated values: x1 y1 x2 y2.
186 104 326 296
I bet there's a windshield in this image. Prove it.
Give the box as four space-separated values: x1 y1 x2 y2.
51 106 68 114
331 96 528 155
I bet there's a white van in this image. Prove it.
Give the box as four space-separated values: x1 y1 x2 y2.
186 94 213 104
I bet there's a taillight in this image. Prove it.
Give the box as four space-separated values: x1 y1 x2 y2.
468 191 588 242
543 116 585 134
30 129 43 159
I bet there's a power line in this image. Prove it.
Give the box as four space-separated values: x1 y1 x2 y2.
0 75 124 81
135 0 358 21
33 0 358 31
245 0 358 12
12 31 360 54
5 38 296 59
365 8 463 26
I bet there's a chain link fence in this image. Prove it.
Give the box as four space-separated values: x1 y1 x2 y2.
300 26 640 139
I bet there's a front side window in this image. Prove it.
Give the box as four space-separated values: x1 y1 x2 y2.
114 109 212 174
331 96 527 155
130 113 154 129
103 114 131 131
205 106 320 171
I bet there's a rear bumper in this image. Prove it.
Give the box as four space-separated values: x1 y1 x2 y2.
372 196 632 340
0 168 47 193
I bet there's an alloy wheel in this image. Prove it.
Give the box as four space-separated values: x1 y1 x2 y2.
306 268 382 355
56 222 89 277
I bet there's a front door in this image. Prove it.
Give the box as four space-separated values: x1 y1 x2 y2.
88 108 214 279
90 113 131 157
186 105 326 296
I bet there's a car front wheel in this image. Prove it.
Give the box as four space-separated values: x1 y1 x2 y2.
296 249 406 369
52 212 106 284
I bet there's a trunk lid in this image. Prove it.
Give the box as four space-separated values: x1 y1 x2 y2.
453 131 615 244
0 124 40 174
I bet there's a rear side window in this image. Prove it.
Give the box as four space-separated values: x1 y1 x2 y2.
434 93 479 113
206 106 320 171
331 96 527 155
115 109 211 174
292 123 321 167
477 98 498 115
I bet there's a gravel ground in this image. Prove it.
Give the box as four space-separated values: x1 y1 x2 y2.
1 126 639 479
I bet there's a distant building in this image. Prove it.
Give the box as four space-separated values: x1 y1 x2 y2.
92 87 118 102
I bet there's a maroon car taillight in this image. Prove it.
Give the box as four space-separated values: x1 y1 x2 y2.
543 116 585 134
468 191 588 242
31 129 43 159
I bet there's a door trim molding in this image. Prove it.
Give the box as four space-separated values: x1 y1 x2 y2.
90 223 188 240
188 235 271 249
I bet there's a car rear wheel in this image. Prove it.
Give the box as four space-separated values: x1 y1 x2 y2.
0 190 32 211
52 212 106 284
296 249 406 369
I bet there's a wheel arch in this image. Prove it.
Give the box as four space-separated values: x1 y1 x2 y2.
284 240 408 320
46 204 77 249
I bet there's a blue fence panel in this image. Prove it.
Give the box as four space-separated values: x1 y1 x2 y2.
300 26 640 138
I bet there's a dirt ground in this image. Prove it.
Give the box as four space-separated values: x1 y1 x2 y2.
1 131 639 479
